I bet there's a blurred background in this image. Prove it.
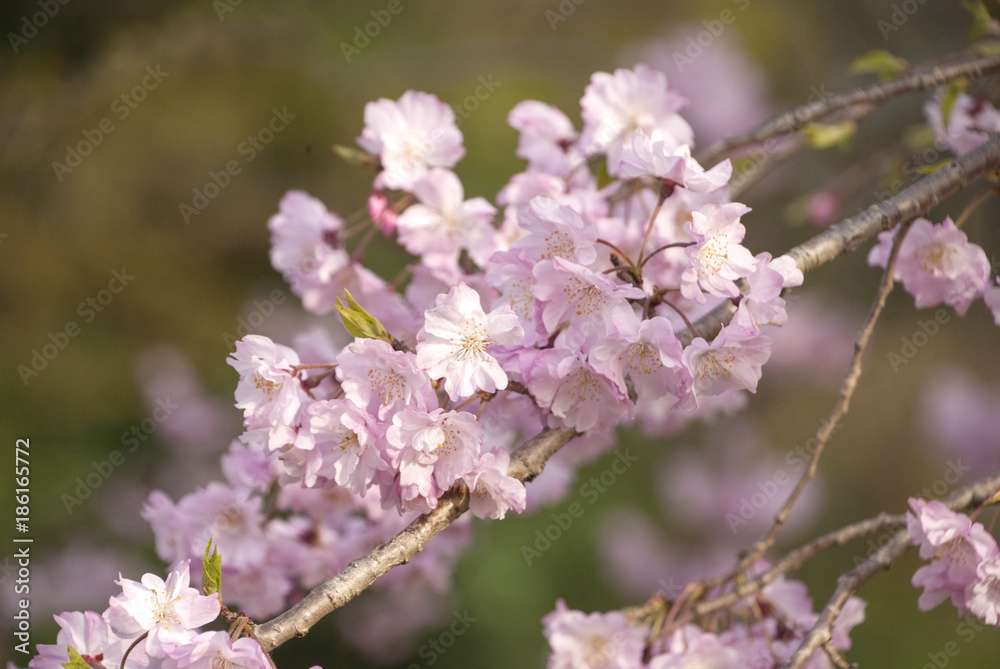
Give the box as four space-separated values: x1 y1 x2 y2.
3 0 1000 666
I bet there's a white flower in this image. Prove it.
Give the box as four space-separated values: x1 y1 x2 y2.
416 283 524 401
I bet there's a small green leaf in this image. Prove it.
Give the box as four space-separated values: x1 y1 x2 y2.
973 40 1000 57
940 83 966 128
202 538 222 598
849 50 909 81
333 145 378 169
63 647 93 669
913 159 952 176
335 290 391 342
802 121 857 150
964 0 1000 41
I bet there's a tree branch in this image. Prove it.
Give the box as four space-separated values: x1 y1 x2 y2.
253 428 577 652
783 471 1000 669
696 52 1000 166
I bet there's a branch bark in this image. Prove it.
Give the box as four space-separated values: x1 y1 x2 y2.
253 428 577 652
696 52 1000 166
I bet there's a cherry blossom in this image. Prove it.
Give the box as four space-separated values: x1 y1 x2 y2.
165 631 270 669
926 91 1000 155
680 202 757 303
227 335 303 425
104 561 220 657
357 90 465 190
395 168 497 266
508 100 580 176
462 448 526 520
415 282 524 401
543 600 646 669
528 347 635 432
580 64 693 176
618 129 732 192
682 324 773 401
868 216 990 316
907 497 1000 615
336 338 437 420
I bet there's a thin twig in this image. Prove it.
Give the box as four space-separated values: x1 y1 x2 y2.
735 218 913 575
783 471 1000 668
696 53 1000 166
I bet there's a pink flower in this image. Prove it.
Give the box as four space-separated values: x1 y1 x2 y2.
395 168 497 265
907 497 999 615
165 631 270 669
295 399 388 494
983 277 1000 326
29 611 144 669
268 190 347 292
227 335 306 442
682 324 773 401
589 313 689 402
415 283 524 401
462 448 526 520
580 64 693 177
532 256 645 346
508 100 580 176
543 600 646 669
336 338 437 420
485 250 545 346
385 407 482 512
969 557 1000 625
367 190 398 235
731 252 802 336
650 625 740 668
868 217 990 316
926 91 1000 156
619 129 731 192
680 202 757 303
104 561 220 657
528 347 634 432
510 196 599 266
357 90 465 190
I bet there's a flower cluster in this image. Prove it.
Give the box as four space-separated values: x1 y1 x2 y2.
135 65 805 657
544 574 866 669
28 562 274 669
907 497 1000 624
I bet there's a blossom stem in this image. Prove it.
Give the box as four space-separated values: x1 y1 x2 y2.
636 185 670 267
596 238 637 267
120 632 148 669
637 241 695 270
952 183 998 229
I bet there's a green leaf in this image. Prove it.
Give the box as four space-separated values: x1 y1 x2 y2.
913 159 952 176
335 290 391 342
849 50 909 81
802 121 856 150
964 0 1000 40
63 647 93 669
202 538 222 598
333 145 378 169
940 82 966 128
